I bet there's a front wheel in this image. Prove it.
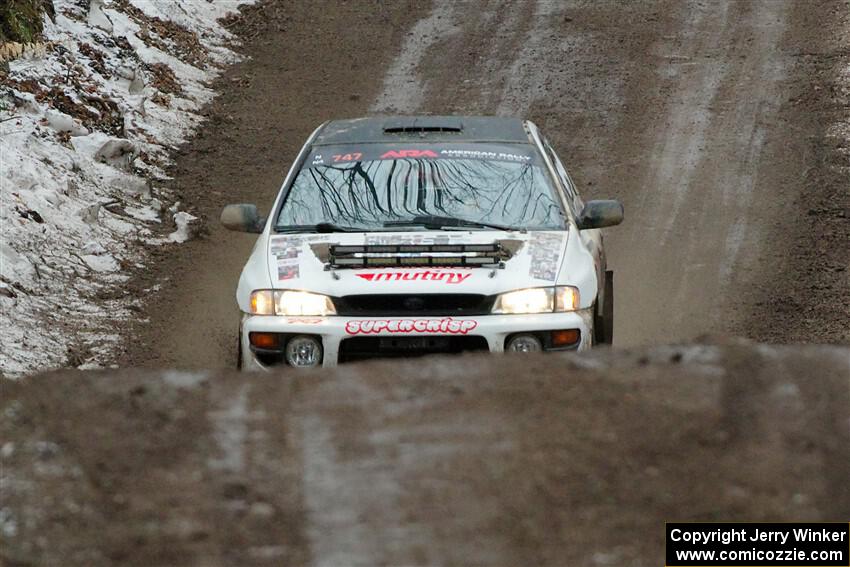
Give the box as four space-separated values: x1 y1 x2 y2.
236 326 243 370
594 270 615 345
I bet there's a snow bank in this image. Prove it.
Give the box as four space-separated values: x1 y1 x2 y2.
0 0 253 377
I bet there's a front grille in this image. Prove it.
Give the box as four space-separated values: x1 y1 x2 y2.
333 294 493 316
339 336 489 363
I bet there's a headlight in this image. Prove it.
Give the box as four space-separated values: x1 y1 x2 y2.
276 290 336 316
492 286 579 314
249 290 336 316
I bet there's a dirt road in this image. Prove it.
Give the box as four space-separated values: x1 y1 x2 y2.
6 343 850 565
122 0 849 369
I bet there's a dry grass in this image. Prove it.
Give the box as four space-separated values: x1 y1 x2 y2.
0 0 47 44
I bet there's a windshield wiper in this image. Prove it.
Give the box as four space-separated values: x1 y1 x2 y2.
384 215 520 232
275 222 367 233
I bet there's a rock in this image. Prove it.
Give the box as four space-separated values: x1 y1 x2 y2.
249 502 274 518
0 442 14 458
43 191 63 207
94 139 138 170
82 241 107 255
592 551 621 566
128 69 145 95
115 65 136 81
43 109 89 137
0 243 35 282
17 208 44 223
88 0 114 33
0 283 17 299
82 253 119 273
168 211 200 243
114 175 151 198
79 203 100 224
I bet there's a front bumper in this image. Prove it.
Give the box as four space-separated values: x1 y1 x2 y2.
241 309 594 370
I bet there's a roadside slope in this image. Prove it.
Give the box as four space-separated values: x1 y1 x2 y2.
0 0 251 376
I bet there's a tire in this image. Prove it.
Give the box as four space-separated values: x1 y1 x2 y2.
236 327 243 370
594 270 615 345
602 270 614 344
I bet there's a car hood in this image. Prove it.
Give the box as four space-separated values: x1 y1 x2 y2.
265 230 571 297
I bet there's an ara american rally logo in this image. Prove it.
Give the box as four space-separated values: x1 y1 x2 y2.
345 318 478 335
379 149 439 159
355 270 471 284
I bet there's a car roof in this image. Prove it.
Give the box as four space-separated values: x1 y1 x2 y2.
312 116 532 146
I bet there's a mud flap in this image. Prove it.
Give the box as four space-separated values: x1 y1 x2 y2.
595 271 615 345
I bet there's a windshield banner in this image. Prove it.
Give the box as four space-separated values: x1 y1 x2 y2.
306 144 543 168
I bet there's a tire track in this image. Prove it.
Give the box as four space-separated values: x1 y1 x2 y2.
610 0 792 343
370 1 458 114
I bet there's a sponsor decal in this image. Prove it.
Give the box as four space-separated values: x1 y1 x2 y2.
271 236 303 259
345 318 478 335
528 232 565 281
439 149 532 162
278 263 299 280
380 149 439 159
304 144 542 170
271 236 303 280
355 270 472 284
285 317 323 324
332 152 362 163
364 233 450 246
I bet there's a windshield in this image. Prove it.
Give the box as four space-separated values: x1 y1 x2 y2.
275 144 565 231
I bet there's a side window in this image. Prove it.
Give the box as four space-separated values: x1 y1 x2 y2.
544 142 584 216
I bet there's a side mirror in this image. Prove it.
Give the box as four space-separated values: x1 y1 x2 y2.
577 200 624 230
221 204 266 233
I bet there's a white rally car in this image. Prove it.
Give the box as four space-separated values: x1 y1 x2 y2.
221 116 623 369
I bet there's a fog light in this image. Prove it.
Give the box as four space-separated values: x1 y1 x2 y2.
506 334 543 353
285 335 322 368
551 329 580 347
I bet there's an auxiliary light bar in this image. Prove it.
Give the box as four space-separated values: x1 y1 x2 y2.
327 243 510 269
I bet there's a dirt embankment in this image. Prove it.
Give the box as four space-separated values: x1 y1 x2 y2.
119 0 849 372
3 343 849 566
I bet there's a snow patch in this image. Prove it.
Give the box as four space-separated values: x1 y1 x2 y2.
168 211 199 243
0 0 254 378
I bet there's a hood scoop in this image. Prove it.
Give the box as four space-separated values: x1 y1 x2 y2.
316 242 515 270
